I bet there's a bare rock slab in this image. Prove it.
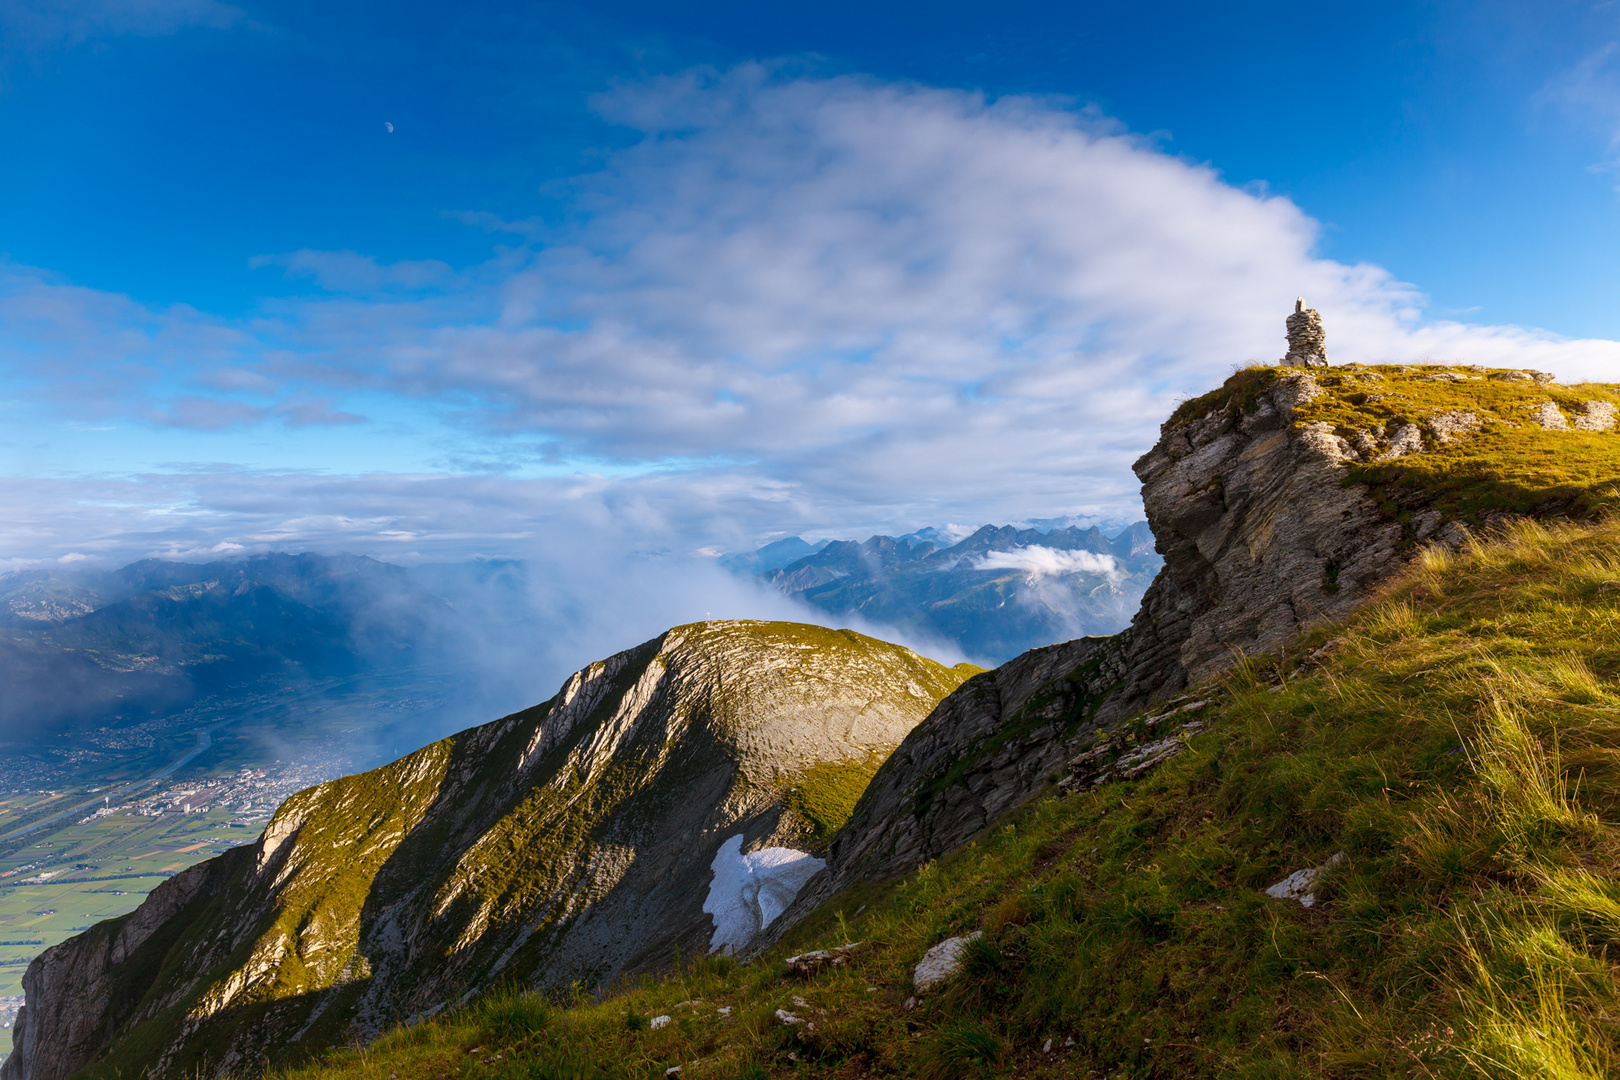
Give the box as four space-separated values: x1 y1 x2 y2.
1264 853 1344 908
913 932 982 991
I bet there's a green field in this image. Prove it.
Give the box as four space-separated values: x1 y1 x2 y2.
0 805 261 997
0 669 478 1002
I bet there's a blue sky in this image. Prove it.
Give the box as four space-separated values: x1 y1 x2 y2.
3 0 1620 568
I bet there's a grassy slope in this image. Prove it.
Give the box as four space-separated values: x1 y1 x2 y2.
1175 364 1620 529
272 517 1620 1080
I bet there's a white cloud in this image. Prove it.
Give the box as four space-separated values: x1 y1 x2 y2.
249 250 456 294
973 546 1118 581
3 65 1620 567
0 260 253 419
0 262 366 430
264 65 1620 496
1541 41 1620 170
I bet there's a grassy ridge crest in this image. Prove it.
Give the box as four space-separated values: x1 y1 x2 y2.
274 518 1620 1080
1173 363 1620 531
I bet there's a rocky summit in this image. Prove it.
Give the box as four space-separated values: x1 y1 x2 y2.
3 621 971 1080
762 361 1620 942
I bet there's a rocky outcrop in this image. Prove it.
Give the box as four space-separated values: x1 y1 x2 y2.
761 366 1522 945
1122 370 1406 688
3 849 246 1080
1 622 970 1080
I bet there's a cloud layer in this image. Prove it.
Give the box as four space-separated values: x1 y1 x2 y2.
3 64 1619 567
974 547 1119 581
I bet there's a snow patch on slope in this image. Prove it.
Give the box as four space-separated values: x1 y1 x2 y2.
703 834 824 953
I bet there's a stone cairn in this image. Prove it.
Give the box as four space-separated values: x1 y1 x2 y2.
1283 297 1328 367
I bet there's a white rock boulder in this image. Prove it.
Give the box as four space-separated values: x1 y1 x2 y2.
913 931 982 991
1264 852 1344 908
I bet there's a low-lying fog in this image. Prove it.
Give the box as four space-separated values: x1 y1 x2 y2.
0 521 1158 783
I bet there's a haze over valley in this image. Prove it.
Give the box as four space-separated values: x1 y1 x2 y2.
6 2 1620 1075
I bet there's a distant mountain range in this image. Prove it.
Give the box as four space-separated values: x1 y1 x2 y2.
0 554 465 748
734 522 1163 664
0 525 1163 753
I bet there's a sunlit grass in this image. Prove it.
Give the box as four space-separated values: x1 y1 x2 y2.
272 518 1620 1080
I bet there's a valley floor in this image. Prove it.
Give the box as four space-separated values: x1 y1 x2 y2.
0 669 470 1006
0 805 261 1011
273 517 1620 1080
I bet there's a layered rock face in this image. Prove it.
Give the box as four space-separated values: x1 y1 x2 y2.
1111 363 1620 694
1122 369 1401 688
762 366 1556 940
2 622 969 1080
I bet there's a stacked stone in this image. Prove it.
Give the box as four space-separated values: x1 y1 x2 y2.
1283 297 1328 367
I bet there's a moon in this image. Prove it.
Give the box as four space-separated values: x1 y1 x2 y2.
385 122 394 133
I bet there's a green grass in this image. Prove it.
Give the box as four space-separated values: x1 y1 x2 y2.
785 758 888 852
1174 364 1620 530
1299 367 1620 525
263 516 1620 1080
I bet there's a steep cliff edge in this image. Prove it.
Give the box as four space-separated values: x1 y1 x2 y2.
770 364 1620 927
3 622 970 1080
1124 362 1620 694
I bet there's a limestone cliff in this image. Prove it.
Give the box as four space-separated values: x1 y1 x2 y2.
2 622 970 1080
764 363 1620 932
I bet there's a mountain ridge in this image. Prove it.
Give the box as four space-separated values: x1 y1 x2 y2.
0 553 460 749
13 362 1620 1078
2 622 971 1080
753 521 1159 663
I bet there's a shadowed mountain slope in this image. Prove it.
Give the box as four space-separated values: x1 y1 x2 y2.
0 554 458 747
2 622 972 1080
